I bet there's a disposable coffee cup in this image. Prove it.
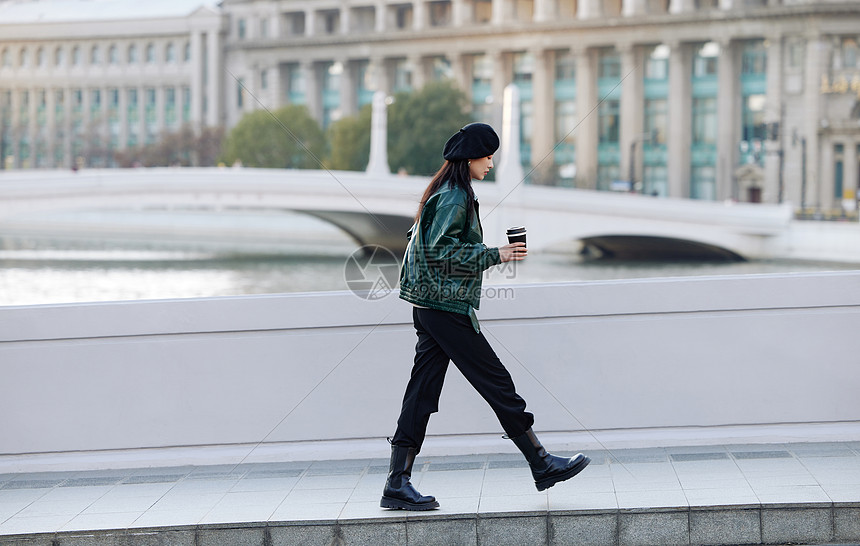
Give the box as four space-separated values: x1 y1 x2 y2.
506 226 527 246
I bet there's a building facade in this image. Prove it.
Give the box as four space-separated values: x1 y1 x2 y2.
2 0 860 212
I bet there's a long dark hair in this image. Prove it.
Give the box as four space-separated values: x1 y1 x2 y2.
414 159 474 225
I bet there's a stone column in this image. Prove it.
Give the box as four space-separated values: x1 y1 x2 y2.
490 50 507 130
619 44 643 190
668 0 696 13
763 34 783 204
667 41 692 198
28 87 38 168
155 86 165 136
375 1 387 32
369 56 391 96
716 39 738 201
45 87 56 167
533 0 554 22
409 55 426 90
530 48 554 175
576 47 598 189
206 30 222 126
451 0 466 26
302 60 321 122
577 0 603 19
413 0 426 30
190 30 204 127
269 63 283 109
492 0 506 24
450 53 471 101
340 5 351 34
306 9 317 37
622 0 649 16
118 85 128 153
339 59 356 117
803 34 827 210
62 87 72 166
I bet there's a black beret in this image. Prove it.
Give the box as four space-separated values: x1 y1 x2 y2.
442 123 500 161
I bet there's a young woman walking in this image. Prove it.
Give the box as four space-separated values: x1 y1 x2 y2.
381 122 590 511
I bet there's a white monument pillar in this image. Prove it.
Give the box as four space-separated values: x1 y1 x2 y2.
366 91 391 177
497 84 524 193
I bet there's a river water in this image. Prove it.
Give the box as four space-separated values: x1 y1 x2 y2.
2 245 857 307
1 211 857 307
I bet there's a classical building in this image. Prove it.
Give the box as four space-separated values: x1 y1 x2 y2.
0 0 223 169
2 0 860 212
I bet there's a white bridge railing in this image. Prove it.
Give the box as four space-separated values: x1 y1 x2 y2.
1 271 859 472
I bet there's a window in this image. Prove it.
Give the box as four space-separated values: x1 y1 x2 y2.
260 18 269 38
693 42 719 77
54 47 64 67
741 40 766 75
261 69 268 90
236 78 245 108
145 43 155 63
512 52 534 83
91 45 100 64
834 143 845 200
165 43 175 63
645 45 669 80
1 48 9 67
183 42 191 62
19 48 29 68
429 1 452 26
36 47 45 67
692 97 717 145
834 37 860 70
431 56 452 81
598 100 620 144
787 39 804 70
238 19 247 40
555 51 576 82
599 52 621 79
644 99 667 146
109 45 118 64
128 44 138 64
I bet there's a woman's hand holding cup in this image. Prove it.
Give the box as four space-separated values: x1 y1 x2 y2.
499 242 527 262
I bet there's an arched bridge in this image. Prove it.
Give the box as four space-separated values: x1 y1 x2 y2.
0 167 795 260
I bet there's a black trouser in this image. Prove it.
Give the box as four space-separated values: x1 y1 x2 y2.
391 307 535 450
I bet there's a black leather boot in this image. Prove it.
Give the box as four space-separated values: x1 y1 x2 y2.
380 445 440 510
510 428 590 491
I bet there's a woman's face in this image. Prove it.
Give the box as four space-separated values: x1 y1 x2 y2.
469 155 494 181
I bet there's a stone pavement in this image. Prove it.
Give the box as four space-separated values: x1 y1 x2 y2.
0 442 859 545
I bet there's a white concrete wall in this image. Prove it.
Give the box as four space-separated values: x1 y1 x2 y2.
1 272 859 471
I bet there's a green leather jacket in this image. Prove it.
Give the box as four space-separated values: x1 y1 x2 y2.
399 183 501 330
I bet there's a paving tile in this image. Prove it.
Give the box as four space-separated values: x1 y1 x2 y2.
199 504 275 524
683 487 760 507
0 514 73 535
419 495 479 515
270 501 345 521
292 474 360 490
59 511 141 532
616 490 688 510
283 487 353 504
229 477 299 493
478 494 547 514
127 508 208 528
547 491 617 511
81 494 157 515
753 485 832 505
16 499 92 518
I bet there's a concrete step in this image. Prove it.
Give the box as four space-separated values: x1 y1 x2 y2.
1 442 859 545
